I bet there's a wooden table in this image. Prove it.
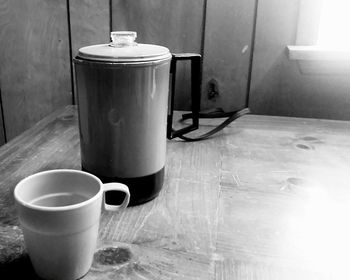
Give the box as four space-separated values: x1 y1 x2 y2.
1 105 350 279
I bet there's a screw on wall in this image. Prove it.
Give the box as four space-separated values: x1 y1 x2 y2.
207 79 219 100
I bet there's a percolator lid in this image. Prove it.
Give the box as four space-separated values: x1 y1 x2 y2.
77 31 171 63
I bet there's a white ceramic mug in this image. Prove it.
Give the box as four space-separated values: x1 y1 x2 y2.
14 169 130 280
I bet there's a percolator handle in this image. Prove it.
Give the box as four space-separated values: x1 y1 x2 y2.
167 53 201 139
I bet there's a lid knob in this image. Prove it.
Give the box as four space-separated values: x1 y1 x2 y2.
110 31 137 47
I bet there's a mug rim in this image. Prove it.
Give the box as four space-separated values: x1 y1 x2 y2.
14 169 103 212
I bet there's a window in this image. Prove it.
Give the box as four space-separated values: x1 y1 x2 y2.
317 0 350 49
288 0 350 61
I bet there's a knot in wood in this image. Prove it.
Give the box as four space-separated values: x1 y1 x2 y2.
94 247 132 266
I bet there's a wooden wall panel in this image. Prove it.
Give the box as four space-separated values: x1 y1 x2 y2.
249 0 350 120
69 0 110 56
0 0 72 141
111 0 204 110
202 0 255 112
69 0 110 104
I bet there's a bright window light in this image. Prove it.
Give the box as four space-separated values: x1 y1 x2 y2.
317 0 350 49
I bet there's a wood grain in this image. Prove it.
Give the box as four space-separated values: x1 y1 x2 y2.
0 0 72 141
69 0 110 56
111 0 204 110
69 0 110 103
201 0 255 112
2 106 350 279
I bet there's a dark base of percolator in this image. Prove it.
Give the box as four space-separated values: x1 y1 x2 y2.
82 166 164 206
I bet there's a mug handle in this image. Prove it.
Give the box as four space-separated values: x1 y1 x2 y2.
102 183 130 211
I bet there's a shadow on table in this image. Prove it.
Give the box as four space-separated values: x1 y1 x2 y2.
0 254 40 279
